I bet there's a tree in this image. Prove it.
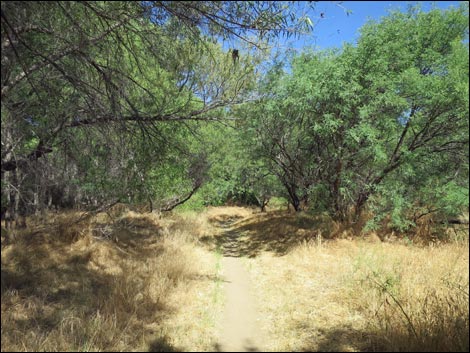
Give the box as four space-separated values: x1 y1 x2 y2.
237 59 317 212
348 3 469 221
1 1 315 222
241 3 469 224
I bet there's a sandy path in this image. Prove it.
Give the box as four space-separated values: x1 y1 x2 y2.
216 221 264 352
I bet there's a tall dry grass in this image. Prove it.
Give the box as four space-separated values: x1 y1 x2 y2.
345 241 469 352
1 205 222 352
3 205 468 352
239 211 469 352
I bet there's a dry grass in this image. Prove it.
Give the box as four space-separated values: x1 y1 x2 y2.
2 206 468 352
1 205 222 352
347 241 469 351
237 211 469 352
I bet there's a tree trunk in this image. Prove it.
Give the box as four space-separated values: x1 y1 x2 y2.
260 197 269 212
282 182 301 212
286 186 301 212
33 190 39 215
160 181 201 212
354 192 369 221
148 197 153 213
255 195 269 212
331 159 346 221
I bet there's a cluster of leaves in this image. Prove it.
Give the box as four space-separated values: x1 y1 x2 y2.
237 3 469 229
1 1 309 216
1 1 468 234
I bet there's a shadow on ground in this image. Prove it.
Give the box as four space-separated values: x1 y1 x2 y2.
293 324 379 352
148 336 181 352
0 215 187 351
213 341 261 352
203 211 333 257
1 241 172 350
292 320 469 352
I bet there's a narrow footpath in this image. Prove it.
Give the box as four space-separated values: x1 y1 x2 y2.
215 219 264 352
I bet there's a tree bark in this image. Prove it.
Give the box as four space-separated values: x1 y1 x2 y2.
354 192 369 220
331 159 346 221
284 183 301 212
160 182 202 212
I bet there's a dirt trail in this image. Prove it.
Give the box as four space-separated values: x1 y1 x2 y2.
216 218 264 352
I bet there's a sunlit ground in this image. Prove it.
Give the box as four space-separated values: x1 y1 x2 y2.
1 206 468 352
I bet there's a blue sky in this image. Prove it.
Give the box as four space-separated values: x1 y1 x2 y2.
280 1 463 51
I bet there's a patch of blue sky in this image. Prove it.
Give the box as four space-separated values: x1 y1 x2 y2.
285 1 463 52
254 1 463 73
398 108 412 126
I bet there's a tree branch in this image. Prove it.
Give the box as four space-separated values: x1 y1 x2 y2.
1 11 134 98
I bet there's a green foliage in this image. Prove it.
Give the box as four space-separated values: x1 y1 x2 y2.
238 4 468 226
1 1 468 233
2 1 286 212
268 197 289 210
174 191 207 212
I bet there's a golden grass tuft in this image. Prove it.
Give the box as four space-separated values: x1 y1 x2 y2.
347 241 469 352
241 210 469 352
1 208 222 352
